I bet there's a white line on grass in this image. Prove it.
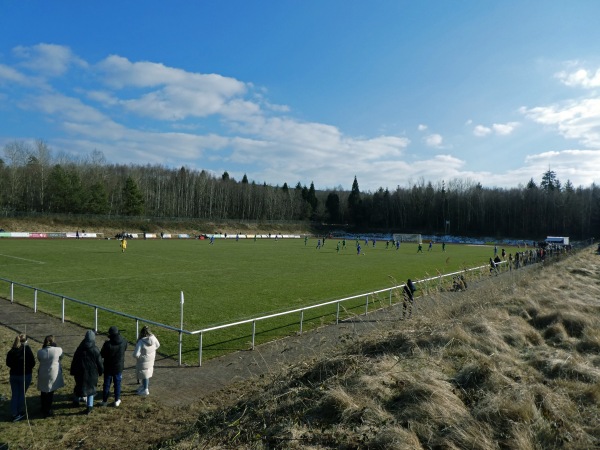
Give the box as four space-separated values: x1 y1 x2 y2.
0 253 46 264
37 270 199 286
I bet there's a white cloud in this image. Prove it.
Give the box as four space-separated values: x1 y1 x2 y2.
13 43 87 76
3 44 599 192
32 93 109 125
0 64 29 84
523 149 600 186
473 122 518 137
521 97 600 147
556 67 600 89
473 125 492 137
492 122 519 135
94 55 253 122
424 133 443 148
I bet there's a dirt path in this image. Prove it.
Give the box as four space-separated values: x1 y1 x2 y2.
0 296 402 407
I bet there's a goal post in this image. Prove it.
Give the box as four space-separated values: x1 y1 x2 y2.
392 233 422 244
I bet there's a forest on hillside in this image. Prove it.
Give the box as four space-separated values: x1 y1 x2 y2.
1 140 599 239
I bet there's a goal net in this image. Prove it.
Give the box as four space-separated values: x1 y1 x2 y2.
392 233 422 243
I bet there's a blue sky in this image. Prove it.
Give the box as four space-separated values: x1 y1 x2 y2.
2 1 600 192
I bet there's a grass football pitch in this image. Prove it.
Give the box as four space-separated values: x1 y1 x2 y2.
0 237 511 363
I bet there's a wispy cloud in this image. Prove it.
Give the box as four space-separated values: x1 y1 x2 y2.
473 125 492 137
424 133 443 148
1 43 598 191
13 43 87 76
520 98 600 147
473 122 519 137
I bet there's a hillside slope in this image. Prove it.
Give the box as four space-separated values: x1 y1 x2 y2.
167 249 600 449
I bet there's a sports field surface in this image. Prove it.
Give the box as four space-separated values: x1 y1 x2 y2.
0 237 512 363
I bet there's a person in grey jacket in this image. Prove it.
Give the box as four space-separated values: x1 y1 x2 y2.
37 335 65 417
100 326 128 407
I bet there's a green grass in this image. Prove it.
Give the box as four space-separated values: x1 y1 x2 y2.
0 238 514 363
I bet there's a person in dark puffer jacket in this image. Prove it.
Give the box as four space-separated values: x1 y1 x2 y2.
70 330 103 415
100 326 128 407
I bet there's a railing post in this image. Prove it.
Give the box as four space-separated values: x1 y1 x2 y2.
94 307 98 332
365 294 369 315
300 309 304 334
252 320 256 350
178 331 182 366
389 288 392 306
34 289 38 312
61 297 65 323
336 302 340 324
136 320 139 340
10 282 14 303
199 332 203 367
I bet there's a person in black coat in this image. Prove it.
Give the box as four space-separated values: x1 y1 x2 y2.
70 330 103 415
6 334 36 422
100 326 128 407
402 279 417 319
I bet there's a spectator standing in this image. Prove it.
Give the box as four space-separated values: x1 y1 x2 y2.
100 326 128 407
70 330 103 415
402 279 417 319
133 326 160 396
37 335 65 417
6 334 35 422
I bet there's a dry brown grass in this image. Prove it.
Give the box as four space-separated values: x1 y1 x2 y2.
165 247 600 449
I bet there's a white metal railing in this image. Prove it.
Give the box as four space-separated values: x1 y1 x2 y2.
1 278 188 364
1 258 521 367
189 260 513 365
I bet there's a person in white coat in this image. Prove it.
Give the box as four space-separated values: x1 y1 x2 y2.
37 335 65 417
133 326 160 396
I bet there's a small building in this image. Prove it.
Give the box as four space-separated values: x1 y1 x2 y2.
545 236 570 246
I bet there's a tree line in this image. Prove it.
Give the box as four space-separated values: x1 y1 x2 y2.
1 140 598 239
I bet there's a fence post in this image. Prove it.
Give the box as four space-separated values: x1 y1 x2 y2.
179 291 184 366
10 282 14 303
252 320 256 350
61 297 65 323
94 307 98 332
389 288 392 306
300 309 304 334
136 320 139 340
34 289 38 312
178 331 182 366
336 302 340 324
365 294 369 315
199 332 203 367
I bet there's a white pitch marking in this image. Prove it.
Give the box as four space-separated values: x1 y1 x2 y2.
0 254 46 264
37 271 199 286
